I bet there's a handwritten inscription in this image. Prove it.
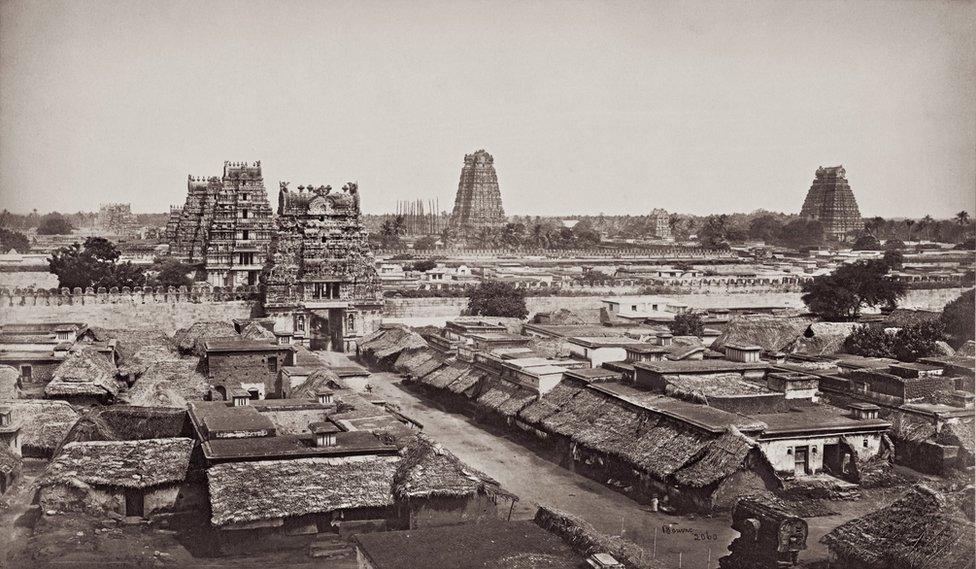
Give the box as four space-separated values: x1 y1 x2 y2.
661 525 719 541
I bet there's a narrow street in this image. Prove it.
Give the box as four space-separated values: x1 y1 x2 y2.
361 366 738 569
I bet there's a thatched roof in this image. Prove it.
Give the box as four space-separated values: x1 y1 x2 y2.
359 327 428 364
9 399 79 451
124 358 208 406
957 340 975 358
421 364 468 390
794 322 858 356
673 428 755 488
58 406 189 448
663 373 768 401
207 455 400 526
446 369 485 396
393 436 508 500
89 328 175 376
46 347 119 398
821 484 975 569
173 321 238 355
42 438 194 489
290 368 346 399
476 379 537 417
518 384 583 426
239 321 276 341
712 316 809 353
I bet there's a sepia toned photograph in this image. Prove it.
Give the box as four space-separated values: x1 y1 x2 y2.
0 1 973 567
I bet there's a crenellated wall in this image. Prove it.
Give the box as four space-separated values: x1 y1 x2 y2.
0 285 259 333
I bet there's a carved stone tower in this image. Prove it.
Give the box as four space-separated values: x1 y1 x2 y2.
800 165 862 241
449 149 506 236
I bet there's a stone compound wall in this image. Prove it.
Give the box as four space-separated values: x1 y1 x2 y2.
0 286 259 333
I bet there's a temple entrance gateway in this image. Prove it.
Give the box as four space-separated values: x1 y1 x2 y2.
310 309 345 352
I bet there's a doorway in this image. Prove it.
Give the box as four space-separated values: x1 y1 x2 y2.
124 489 145 517
793 446 809 477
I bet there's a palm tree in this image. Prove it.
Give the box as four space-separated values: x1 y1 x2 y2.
955 211 970 226
920 215 934 240
904 219 915 240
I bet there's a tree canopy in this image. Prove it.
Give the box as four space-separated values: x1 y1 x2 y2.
843 322 946 362
467 281 528 319
36 213 74 235
48 237 146 290
0 228 30 253
801 260 906 321
940 289 975 348
669 313 704 336
149 257 195 289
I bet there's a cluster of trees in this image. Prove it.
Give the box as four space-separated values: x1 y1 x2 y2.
0 228 30 253
842 289 974 362
378 218 603 250
48 237 196 290
36 213 75 235
467 281 528 318
843 322 946 363
801 259 907 321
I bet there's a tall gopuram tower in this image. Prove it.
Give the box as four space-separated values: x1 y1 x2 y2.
799 165 862 241
262 182 381 352
165 161 275 287
449 149 506 237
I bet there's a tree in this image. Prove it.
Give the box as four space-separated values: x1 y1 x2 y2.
467 281 527 319
776 219 823 249
575 270 613 285
378 216 406 248
904 219 915 240
669 313 704 336
892 322 945 363
882 249 904 270
843 325 896 358
36 213 74 235
940 289 975 348
501 223 526 249
955 211 970 227
801 260 906 320
884 239 905 250
150 257 195 289
571 220 601 248
852 234 882 251
413 236 439 251
0 228 30 253
747 215 784 242
843 322 946 362
48 237 147 290
410 259 437 272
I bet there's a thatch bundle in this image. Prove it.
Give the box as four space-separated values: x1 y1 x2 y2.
58 405 189 449
821 484 975 569
42 437 194 489
533 505 667 569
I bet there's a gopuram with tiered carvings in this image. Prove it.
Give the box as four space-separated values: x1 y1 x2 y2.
165 161 274 287
799 165 862 241
448 149 506 238
262 182 382 351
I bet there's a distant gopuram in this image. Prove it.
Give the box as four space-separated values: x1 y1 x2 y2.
799 165 862 241
449 149 506 236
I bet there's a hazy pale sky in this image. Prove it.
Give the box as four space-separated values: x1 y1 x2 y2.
1 0 973 217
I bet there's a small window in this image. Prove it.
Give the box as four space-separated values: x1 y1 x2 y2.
863 438 869 448
267 357 278 373
242 210 249 219
20 365 32 381
631 305 637 311
242 230 250 240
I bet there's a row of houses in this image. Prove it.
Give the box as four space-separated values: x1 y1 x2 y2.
357 324 920 513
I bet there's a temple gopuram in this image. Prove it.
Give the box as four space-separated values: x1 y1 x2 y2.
799 165 862 241
448 149 506 237
165 161 275 287
262 182 382 351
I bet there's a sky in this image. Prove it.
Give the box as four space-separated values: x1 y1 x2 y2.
0 0 973 218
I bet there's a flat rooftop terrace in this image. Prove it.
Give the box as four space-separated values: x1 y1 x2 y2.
751 405 890 437
590 382 765 434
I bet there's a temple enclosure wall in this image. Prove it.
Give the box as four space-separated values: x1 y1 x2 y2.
1 287 966 333
0 287 259 333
